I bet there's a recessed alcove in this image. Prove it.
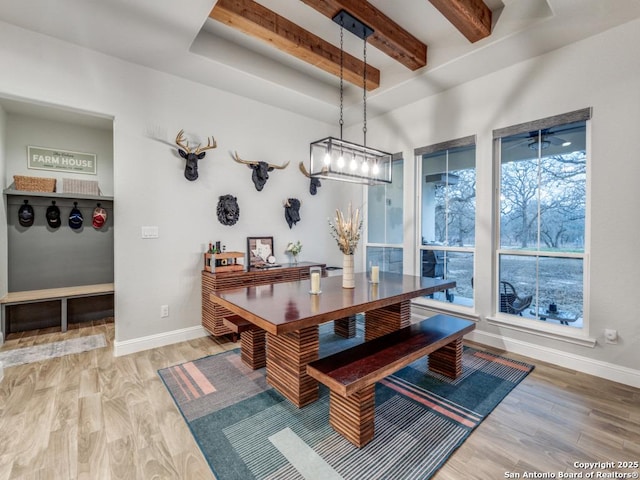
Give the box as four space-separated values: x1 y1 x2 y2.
1 95 115 334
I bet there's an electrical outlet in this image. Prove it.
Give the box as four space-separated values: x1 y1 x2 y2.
160 305 169 318
604 329 618 344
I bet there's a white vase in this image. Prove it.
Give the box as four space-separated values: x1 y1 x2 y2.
342 254 355 288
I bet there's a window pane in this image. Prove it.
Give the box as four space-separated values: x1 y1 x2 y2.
500 121 586 253
499 254 583 327
366 246 403 274
368 160 403 244
498 118 586 328
421 145 476 247
421 249 474 307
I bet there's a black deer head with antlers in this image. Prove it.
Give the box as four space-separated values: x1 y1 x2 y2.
175 129 217 181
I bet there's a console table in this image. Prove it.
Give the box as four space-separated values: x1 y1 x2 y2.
201 262 326 337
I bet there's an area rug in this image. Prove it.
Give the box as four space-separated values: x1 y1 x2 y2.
159 324 533 480
0 333 106 368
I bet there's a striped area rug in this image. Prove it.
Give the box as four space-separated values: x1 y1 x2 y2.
159 323 533 480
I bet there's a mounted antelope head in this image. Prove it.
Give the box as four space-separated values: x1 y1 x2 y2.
175 129 217 181
299 162 322 195
232 152 289 191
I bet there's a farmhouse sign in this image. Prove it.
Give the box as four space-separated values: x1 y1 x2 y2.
27 146 97 175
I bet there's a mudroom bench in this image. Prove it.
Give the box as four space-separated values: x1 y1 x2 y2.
306 314 476 447
0 283 114 342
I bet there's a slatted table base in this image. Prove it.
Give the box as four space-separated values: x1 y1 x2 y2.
266 327 319 407
329 385 376 448
334 315 356 338
240 330 266 370
364 300 411 341
428 338 463 378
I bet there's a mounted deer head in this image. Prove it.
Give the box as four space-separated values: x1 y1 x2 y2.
299 162 322 195
175 129 217 181
232 152 289 191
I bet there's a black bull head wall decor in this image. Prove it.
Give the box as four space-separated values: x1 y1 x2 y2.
175 129 217 181
284 198 301 229
232 152 289 191
298 162 322 195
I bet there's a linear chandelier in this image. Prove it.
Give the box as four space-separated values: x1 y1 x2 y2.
309 10 392 186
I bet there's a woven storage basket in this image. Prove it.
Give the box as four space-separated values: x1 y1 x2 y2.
13 175 56 192
62 178 100 195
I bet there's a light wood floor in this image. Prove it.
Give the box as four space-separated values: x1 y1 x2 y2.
0 321 638 480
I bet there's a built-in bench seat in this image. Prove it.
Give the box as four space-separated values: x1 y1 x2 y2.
222 315 266 370
306 314 476 447
0 283 114 342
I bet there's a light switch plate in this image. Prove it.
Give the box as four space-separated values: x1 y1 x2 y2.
141 226 159 238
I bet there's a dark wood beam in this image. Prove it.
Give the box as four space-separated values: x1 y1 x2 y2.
209 0 380 90
300 0 427 71
428 0 492 43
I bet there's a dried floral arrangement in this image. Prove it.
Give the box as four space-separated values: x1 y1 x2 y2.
328 204 363 255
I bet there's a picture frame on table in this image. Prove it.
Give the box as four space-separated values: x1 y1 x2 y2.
247 236 276 269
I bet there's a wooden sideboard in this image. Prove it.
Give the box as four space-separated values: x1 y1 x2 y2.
202 262 326 337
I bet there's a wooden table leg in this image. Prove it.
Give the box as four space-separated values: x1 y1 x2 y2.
334 315 356 338
329 385 375 448
364 300 411 341
429 337 463 378
266 326 319 407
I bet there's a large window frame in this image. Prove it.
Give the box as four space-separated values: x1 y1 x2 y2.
493 108 591 338
414 135 476 310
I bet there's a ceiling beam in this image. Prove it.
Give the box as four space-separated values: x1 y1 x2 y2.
428 0 492 43
300 0 427 71
209 0 380 90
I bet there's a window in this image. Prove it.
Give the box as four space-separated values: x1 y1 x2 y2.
366 155 403 273
494 108 590 329
415 137 476 307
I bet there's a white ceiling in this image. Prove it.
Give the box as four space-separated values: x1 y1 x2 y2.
1 0 640 124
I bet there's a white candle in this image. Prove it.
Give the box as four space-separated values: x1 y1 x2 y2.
371 266 379 283
311 272 321 293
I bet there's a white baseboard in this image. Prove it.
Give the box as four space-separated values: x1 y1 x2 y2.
466 328 640 389
410 307 640 389
113 325 210 357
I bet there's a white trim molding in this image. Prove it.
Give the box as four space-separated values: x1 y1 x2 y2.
113 325 209 357
411 304 640 388
467 328 640 389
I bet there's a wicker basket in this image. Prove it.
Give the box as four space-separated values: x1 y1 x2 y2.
13 175 57 192
62 178 100 195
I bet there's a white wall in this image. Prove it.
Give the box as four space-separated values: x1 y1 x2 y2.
0 104 7 302
0 20 361 352
6 113 114 195
365 18 640 384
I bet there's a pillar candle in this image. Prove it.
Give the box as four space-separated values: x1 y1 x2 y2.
371 266 379 283
311 272 321 293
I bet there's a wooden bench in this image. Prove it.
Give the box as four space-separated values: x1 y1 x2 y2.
306 314 475 447
0 283 114 343
222 315 266 370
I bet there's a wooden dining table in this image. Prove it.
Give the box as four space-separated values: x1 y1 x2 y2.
210 271 456 407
